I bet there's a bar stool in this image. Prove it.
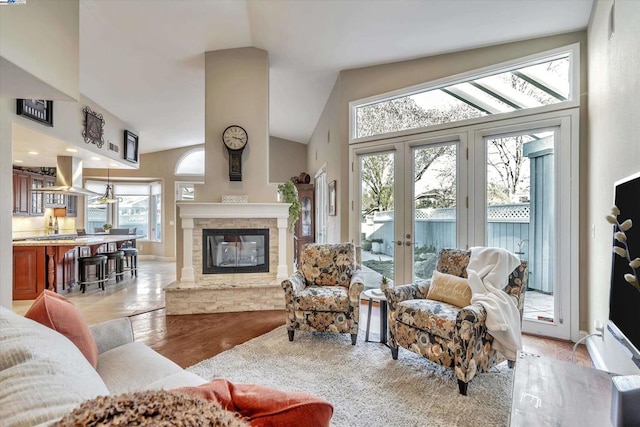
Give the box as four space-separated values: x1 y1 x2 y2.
121 247 138 277
78 255 108 293
104 250 125 282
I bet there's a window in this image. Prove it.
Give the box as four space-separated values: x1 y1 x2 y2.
354 51 573 139
176 182 196 201
85 180 162 241
175 147 205 175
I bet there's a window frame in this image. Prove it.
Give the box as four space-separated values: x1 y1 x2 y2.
349 43 580 144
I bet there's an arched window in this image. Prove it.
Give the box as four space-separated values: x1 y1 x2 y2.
175 147 204 175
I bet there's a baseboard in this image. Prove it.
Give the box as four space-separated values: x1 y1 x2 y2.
587 335 607 371
138 255 175 262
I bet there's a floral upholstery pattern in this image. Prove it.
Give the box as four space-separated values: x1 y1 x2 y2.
435 249 471 278
294 286 349 312
282 243 364 344
299 243 357 288
384 248 528 394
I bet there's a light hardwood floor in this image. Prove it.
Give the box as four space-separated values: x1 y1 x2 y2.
12 260 593 369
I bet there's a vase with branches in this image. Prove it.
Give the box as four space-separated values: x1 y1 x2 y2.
607 206 640 292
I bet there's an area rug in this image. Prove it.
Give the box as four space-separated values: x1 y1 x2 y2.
187 326 513 426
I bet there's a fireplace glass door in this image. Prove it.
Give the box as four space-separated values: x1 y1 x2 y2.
203 228 269 274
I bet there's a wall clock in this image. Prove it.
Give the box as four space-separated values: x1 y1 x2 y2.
222 125 248 181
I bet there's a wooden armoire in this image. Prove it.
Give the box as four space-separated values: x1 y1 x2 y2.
294 183 314 266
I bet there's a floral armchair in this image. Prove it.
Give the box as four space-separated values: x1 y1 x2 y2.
383 248 528 395
281 243 365 345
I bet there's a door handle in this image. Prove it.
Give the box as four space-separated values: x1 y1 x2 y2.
396 240 403 246
405 241 413 246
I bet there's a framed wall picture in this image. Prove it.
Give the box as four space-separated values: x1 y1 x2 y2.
16 99 53 127
82 106 105 148
328 180 337 216
124 130 139 164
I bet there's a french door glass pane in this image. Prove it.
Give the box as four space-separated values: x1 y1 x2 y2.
412 143 457 283
485 131 555 323
360 152 395 289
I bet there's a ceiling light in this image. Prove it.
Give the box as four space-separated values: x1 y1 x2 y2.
14 160 23 163
97 169 122 204
65 148 78 153
28 151 38 155
90 156 100 161
110 163 118 167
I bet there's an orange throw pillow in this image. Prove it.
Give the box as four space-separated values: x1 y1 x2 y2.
176 379 333 427
25 290 99 368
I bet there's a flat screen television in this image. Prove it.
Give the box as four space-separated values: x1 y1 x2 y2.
609 171 640 366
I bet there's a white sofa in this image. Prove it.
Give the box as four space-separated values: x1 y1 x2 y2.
0 306 208 426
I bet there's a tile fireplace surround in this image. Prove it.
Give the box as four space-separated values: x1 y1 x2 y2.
165 202 290 314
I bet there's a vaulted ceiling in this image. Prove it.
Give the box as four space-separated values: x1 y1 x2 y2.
79 0 593 154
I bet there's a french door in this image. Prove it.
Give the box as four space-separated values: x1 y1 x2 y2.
352 112 578 340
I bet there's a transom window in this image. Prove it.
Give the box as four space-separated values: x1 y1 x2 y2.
354 52 572 139
175 147 204 175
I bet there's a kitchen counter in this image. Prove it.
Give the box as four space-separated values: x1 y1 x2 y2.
13 234 142 247
12 234 144 300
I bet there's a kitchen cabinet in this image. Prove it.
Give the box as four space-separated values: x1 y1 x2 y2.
62 248 77 290
13 169 72 217
13 246 46 300
30 174 45 216
13 170 30 216
44 176 65 208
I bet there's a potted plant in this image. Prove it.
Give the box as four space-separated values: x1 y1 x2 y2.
277 180 301 232
103 223 113 233
380 275 389 291
371 238 383 254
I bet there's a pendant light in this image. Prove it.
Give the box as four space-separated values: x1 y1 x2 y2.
97 169 122 204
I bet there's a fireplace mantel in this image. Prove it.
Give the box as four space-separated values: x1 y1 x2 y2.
177 202 291 220
176 202 291 282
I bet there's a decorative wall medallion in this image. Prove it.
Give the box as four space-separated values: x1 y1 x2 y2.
82 106 105 148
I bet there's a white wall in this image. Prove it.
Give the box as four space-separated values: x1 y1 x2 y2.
269 136 308 183
0 0 79 101
198 48 278 202
0 0 80 309
586 0 640 374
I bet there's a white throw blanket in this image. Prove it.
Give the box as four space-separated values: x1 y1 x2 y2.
467 247 522 360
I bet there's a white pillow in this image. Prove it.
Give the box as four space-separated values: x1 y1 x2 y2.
0 307 109 426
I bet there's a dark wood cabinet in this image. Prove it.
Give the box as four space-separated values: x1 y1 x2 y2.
13 246 46 300
13 170 30 216
44 176 65 208
62 248 77 290
30 174 45 216
13 169 73 217
294 183 315 266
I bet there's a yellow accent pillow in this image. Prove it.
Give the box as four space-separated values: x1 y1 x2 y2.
427 270 472 307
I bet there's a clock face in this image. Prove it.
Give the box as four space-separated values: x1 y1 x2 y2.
222 125 248 150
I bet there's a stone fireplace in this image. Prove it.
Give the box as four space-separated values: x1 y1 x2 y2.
165 202 290 314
